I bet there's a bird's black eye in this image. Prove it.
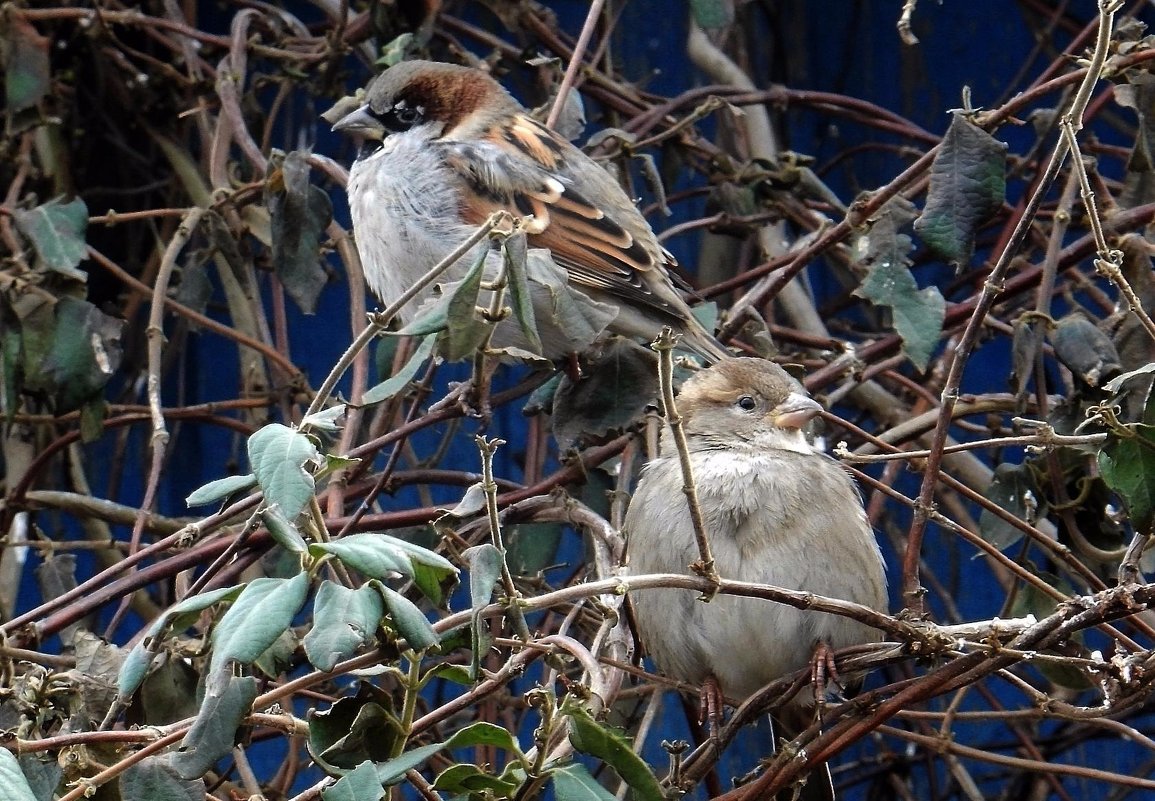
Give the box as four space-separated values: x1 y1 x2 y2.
379 99 425 133
736 395 757 411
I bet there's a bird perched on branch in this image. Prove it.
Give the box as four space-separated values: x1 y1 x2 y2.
328 59 727 363
625 357 887 797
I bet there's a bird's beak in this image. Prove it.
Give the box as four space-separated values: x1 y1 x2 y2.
331 105 384 139
771 392 822 429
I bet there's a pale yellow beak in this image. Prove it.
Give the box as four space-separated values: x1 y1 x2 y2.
772 392 822 429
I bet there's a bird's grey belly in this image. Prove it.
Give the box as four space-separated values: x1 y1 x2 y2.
347 144 483 321
626 451 886 701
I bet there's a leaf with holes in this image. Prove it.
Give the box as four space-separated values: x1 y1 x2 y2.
854 254 943 372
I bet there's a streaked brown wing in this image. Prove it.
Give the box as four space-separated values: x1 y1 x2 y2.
438 116 684 320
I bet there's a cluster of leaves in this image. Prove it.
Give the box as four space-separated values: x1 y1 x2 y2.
6 1 1155 800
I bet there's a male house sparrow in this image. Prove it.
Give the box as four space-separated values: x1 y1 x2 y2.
329 59 727 362
625 358 887 787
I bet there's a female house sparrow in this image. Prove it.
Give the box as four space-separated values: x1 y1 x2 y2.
329 59 727 362
625 358 887 780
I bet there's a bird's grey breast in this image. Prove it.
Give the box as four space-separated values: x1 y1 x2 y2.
346 127 481 317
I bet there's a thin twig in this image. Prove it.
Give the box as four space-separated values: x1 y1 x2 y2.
650 327 718 585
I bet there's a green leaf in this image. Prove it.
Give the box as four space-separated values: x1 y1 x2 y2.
1099 426 1155 532
376 584 438 651
565 704 663 801
309 685 400 768
185 473 257 507
254 628 298 678
210 573 309 673
117 644 156 700
0 747 40 801
394 293 451 337
119 754 205 801
549 763 616 801
690 0 734 30
463 544 502 680
172 668 259 780
443 247 493 361
15 755 60 801
854 256 944 372
302 404 347 432
432 764 521 797
524 251 616 352
120 585 245 698
247 423 321 521
552 338 661 450
377 33 415 68
148 585 246 639
913 112 1008 265
134 653 199 727
13 198 89 277
2 13 50 115
17 295 124 413
362 334 437 404
267 149 333 314
262 505 309 554
979 463 1046 551
314 533 458 605
503 232 541 353
1050 313 1121 388
304 581 385 672
442 721 523 753
371 721 524 789
310 534 413 581
424 663 472 686
374 741 448 786
322 761 384 801
507 522 564 576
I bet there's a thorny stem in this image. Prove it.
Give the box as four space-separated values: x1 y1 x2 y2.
104 205 208 639
476 435 531 641
1054 107 1155 342
651 327 718 586
1097 255 1155 343
902 0 1122 616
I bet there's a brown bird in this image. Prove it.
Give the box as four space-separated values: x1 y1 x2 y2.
624 357 887 796
329 59 727 362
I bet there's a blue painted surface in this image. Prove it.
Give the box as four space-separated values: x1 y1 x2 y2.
20 1 1153 797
